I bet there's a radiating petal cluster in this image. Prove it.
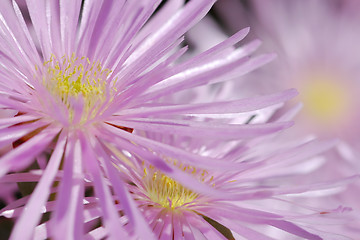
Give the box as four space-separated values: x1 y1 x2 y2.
115 128 355 239
0 0 291 238
0 0 358 239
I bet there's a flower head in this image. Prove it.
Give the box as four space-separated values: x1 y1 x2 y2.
0 0 296 239
84 124 355 239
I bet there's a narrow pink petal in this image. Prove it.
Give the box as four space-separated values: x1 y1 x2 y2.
0 121 46 150
76 0 104 54
94 138 157 240
159 213 172 240
267 220 322 240
115 36 185 92
46 0 62 56
107 118 293 140
207 216 275 240
0 1 41 70
78 132 130 239
192 214 228 240
25 0 52 59
81 0 132 64
98 124 238 170
0 170 62 183
163 162 235 199
249 139 338 176
83 207 102 223
133 0 184 47
36 154 47 169
0 86 31 101
49 133 84 240
272 175 359 196
0 115 39 129
270 102 303 122
151 211 166 238
10 132 67 240
202 207 277 240
122 0 215 70
102 45 188 117
102 0 208 79
91 1 158 62
0 60 34 93
84 227 108 240
11 0 41 64
175 27 252 75
182 212 207 240
143 39 261 92
116 89 298 117
0 95 33 112
178 213 197 240
59 0 82 55
198 205 281 222
0 13 32 76
202 205 322 239
138 50 256 102
172 214 187 240
123 44 187 100
2 198 57 219
0 126 60 177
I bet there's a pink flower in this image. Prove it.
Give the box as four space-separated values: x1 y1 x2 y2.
70 122 355 239
0 1 296 239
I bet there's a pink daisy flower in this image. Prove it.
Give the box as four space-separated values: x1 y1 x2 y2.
0 0 298 239
123 136 352 240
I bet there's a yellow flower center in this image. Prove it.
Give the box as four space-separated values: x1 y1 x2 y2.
38 53 116 123
145 171 198 209
300 73 350 125
142 164 213 210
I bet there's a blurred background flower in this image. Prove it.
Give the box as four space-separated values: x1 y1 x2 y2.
213 0 360 152
210 0 360 237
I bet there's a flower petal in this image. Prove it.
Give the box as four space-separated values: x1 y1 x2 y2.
10 132 67 240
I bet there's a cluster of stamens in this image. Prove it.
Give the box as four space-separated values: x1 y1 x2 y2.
142 160 215 210
38 53 116 123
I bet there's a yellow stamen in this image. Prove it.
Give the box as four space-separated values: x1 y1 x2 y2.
142 161 214 210
39 53 116 123
143 168 198 210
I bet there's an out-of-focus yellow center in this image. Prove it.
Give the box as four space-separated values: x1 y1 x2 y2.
142 163 213 210
301 75 349 123
38 54 116 122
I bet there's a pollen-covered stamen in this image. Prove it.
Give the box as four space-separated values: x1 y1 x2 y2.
38 53 116 123
143 166 198 210
142 162 215 210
